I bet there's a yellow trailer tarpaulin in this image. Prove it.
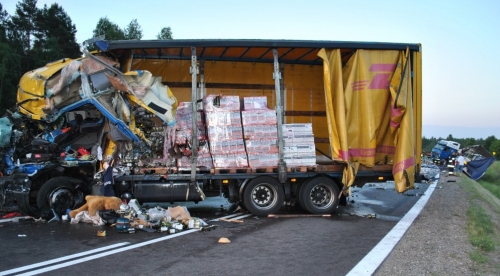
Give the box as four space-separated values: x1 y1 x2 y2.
318 48 415 193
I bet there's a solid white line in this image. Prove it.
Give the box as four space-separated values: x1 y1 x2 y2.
0 242 130 276
230 214 253 220
0 216 31 223
346 177 438 276
14 229 200 276
209 213 252 221
210 212 244 220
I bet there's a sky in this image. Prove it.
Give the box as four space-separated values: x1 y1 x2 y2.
3 0 500 139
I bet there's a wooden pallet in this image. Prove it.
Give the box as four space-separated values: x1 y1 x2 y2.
210 168 253 174
138 167 173 175
250 167 279 173
286 166 317 173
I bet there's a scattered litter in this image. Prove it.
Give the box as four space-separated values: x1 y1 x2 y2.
218 237 231 244
367 214 376 219
201 225 217 231
97 230 106 237
18 234 27 237
219 218 244 223
2 212 23 219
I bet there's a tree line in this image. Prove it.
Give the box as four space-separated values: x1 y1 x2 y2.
423 135 500 160
0 0 173 113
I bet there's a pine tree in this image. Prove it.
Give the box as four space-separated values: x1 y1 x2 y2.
124 19 143 40
34 3 80 61
10 0 38 56
93 17 126 41
157 27 173 40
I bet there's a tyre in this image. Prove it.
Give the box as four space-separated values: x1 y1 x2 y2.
36 176 84 217
300 176 340 214
242 176 284 216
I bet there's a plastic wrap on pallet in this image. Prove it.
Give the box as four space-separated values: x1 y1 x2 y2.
176 102 194 115
283 134 315 145
209 140 246 155
283 155 316 167
282 123 313 133
282 145 316 155
212 153 248 168
241 110 277 126
243 125 278 140
245 139 279 154
207 125 243 141
205 111 242 126
203 94 240 112
243 96 269 110
175 112 203 130
198 140 210 155
247 153 279 168
177 153 213 169
174 128 207 144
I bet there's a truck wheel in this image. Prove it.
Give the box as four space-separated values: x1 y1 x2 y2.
36 176 84 217
300 176 340 214
243 176 284 216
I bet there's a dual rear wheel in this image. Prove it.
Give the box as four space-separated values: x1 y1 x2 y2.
240 175 340 216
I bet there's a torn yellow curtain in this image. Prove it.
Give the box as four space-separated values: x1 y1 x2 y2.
318 48 415 193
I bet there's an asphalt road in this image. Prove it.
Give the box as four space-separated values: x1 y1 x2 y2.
0 182 429 276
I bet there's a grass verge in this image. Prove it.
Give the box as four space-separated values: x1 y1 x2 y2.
477 161 500 199
459 174 500 272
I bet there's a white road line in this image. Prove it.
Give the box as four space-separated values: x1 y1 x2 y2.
3 212 253 275
230 214 253 220
0 242 130 276
346 177 439 276
209 213 252 222
0 216 31 223
15 229 200 276
210 212 244 220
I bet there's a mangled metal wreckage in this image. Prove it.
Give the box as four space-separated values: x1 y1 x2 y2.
0 38 424 218
0 47 180 217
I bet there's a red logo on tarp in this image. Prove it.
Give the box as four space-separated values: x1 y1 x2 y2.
351 64 397 91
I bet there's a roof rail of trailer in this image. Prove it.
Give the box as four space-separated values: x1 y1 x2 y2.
94 39 421 66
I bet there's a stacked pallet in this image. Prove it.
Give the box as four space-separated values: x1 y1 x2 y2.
203 95 248 168
282 123 316 167
174 102 213 169
242 97 279 168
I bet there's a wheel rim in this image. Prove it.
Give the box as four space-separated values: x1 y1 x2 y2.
49 188 75 214
250 183 278 210
308 184 334 210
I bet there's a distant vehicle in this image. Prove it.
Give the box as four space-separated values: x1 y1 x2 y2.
430 140 460 165
461 145 496 180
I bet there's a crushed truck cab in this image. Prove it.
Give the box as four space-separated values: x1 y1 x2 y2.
0 38 422 218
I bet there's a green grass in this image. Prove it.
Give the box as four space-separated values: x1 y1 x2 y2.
467 204 495 252
458 172 499 272
469 250 488 263
477 162 500 199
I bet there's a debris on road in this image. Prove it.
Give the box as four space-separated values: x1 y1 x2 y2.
268 214 331 218
218 237 231 244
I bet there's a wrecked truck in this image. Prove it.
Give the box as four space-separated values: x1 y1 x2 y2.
461 145 496 180
0 38 423 218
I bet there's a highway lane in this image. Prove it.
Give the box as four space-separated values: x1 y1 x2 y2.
0 181 431 276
